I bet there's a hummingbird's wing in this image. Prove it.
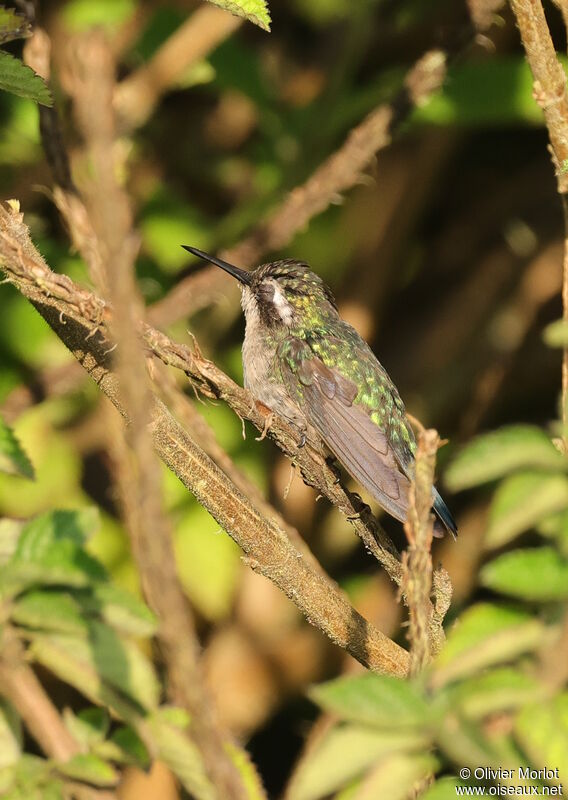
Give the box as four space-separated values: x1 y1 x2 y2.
277 336 412 523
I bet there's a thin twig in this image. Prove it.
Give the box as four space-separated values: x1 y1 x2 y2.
64 31 248 800
509 0 568 451
0 201 410 679
401 429 441 674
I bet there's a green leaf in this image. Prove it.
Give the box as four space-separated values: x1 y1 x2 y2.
515 695 568 784
0 416 34 479
310 674 428 729
226 742 267 800
353 753 437 800
147 709 216 800
62 0 135 31
481 547 568 601
80 583 157 637
0 7 31 45
14 508 100 556
0 700 22 769
205 0 271 31
11 590 88 634
0 518 25 565
57 753 119 787
29 623 159 710
485 472 568 549
543 319 568 348
445 426 565 491
286 723 430 800
443 667 541 720
421 778 468 800
95 725 150 769
0 51 52 106
436 713 511 770
63 708 110 747
432 604 544 687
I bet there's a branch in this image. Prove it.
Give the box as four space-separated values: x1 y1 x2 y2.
509 0 568 450
401 430 445 675
147 47 449 329
0 201 410 679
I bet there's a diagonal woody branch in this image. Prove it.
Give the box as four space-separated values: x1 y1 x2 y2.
0 202 409 678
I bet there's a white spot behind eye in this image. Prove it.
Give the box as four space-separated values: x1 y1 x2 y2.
271 281 294 324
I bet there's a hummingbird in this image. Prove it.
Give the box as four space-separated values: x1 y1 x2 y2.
182 246 457 538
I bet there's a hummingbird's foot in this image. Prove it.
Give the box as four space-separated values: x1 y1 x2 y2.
325 457 342 484
297 432 307 448
255 411 275 441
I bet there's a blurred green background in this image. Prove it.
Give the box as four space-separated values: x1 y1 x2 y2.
1 0 568 797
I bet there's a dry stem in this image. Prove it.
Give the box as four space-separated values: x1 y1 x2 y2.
509 0 568 449
402 430 441 674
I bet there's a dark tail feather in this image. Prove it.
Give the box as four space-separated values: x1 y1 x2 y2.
432 488 458 539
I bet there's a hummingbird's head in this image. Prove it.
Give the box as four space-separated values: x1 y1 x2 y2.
182 246 337 328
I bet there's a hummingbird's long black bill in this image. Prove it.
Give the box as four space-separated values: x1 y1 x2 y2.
181 245 252 286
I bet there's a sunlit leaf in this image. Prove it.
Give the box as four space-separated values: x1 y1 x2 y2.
485 472 568 549
446 426 565 491
147 709 216 800
0 52 52 106
227 742 267 800
11 590 88 634
543 319 568 348
62 0 135 31
0 700 22 769
57 753 119 787
310 674 428 729
29 623 160 710
63 708 110 747
79 583 157 637
432 604 544 687
442 667 541 720
353 753 437 800
515 695 568 784
205 0 271 31
0 416 34 479
421 778 469 800
480 547 568 601
286 723 429 800
95 725 150 769
0 7 31 44
0 518 25 565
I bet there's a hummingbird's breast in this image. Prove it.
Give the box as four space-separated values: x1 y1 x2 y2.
241 287 312 436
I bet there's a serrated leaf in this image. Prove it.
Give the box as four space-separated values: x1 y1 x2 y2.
29 623 159 710
11 590 88 634
432 604 544 687
0 7 31 45
63 708 110 747
147 710 216 800
543 319 568 348
485 472 568 549
481 547 568 601
57 753 119 787
310 674 428 729
205 0 271 31
353 753 437 800
0 700 22 769
226 741 267 800
443 667 541 720
436 713 509 769
515 695 568 784
445 426 565 491
6 509 104 592
286 723 429 800
0 416 34 479
0 51 52 106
